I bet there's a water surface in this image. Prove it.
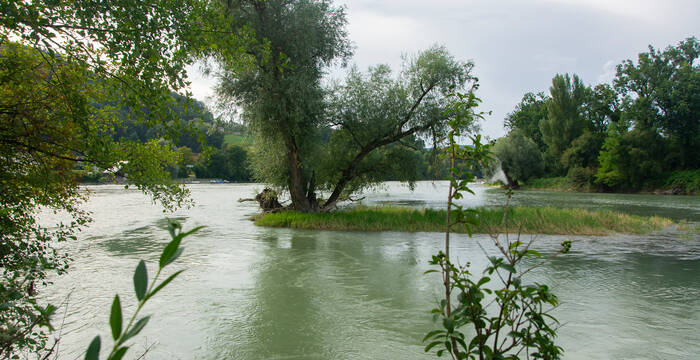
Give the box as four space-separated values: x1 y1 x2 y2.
42 182 700 359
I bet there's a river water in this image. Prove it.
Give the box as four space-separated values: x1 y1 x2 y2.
41 182 700 359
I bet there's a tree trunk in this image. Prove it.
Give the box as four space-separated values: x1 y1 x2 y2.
286 135 317 212
505 173 519 189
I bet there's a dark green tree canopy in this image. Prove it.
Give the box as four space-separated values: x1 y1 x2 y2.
540 73 587 160
615 37 700 168
504 92 549 151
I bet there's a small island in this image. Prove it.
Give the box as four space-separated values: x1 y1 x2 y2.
255 205 674 236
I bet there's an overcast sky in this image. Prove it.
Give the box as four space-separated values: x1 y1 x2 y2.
187 0 699 139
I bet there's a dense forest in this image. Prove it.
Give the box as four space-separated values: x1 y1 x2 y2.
493 38 699 194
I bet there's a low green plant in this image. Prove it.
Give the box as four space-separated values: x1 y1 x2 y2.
424 92 569 359
254 205 672 235
664 169 700 194
84 220 202 360
424 204 572 359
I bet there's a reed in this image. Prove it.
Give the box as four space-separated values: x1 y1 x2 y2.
254 205 673 235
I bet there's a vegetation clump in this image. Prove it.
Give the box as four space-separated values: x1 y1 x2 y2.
255 205 673 236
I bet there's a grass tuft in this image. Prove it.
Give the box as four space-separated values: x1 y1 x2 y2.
254 205 674 235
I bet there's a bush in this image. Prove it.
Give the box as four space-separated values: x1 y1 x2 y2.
492 130 544 187
566 166 597 189
664 169 700 194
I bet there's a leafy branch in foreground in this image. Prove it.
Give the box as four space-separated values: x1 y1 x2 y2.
424 92 571 359
84 220 202 360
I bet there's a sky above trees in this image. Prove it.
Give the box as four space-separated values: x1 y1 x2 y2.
187 0 698 139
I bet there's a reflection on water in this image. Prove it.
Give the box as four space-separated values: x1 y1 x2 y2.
41 183 700 359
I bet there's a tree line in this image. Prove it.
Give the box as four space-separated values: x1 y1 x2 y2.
493 37 699 193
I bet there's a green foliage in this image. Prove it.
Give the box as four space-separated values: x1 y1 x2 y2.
582 83 618 134
504 92 549 152
0 42 186 357
424 93 567 359
560 131 604 188
491 130 544 187
664 169 700 194
506 38 699 192
560 131 604 170
213 0 352 210
193 146 251 181
0 0 243 354
540 73 587 162
255 205 673 235
320 50 477 196
615 37 700 169
84 220 202 360
596 128 667 189
213 1 480 211
566 166 598 189
223 133 253 148
425 238 569 359
106 94 222 154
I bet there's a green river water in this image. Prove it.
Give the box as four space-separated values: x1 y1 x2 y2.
41 182 700 359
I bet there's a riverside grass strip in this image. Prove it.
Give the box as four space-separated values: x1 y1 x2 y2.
254 206 674 235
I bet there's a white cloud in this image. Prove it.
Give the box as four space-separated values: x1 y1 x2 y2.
596 60 617 85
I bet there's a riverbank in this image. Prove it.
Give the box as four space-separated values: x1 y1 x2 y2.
519 170 700 195
254 206 674 235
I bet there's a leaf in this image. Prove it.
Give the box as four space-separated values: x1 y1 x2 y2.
122 316 150 342
110 295 122 341
424 340 443 352
159 237 183 269
455 336 467 351
181 225 205 237
164 247 184 266
423 330 445 342
145 270 184 301
133 260 148 301
500 263 516 274
476 276 491 287
85 336 100 360
109 347 128 360
526 249 542 258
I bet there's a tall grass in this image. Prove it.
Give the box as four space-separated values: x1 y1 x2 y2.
255 205 673 235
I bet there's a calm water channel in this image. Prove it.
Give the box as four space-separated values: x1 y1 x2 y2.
41 182 700 359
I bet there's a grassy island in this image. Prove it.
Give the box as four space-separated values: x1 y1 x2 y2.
255 206 674 236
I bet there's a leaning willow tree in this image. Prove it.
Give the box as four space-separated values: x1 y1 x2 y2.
215 0 478 212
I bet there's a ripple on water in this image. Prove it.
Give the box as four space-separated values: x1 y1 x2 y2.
39 183 700 359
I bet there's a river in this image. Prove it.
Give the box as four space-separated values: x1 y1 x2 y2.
41 182 700 359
